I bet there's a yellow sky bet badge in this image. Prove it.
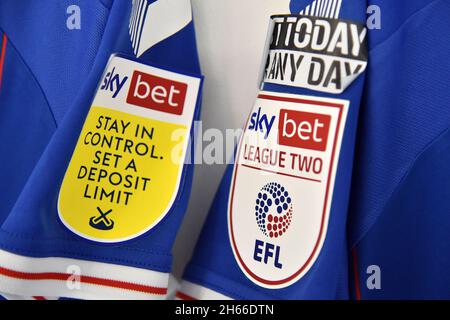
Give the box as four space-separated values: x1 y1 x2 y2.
58 55 202 243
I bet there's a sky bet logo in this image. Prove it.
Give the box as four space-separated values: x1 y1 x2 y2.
278 109 331 151
100 66 188 116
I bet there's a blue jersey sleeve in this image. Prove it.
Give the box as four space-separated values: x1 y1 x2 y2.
0 0 203 300
179 0 368 300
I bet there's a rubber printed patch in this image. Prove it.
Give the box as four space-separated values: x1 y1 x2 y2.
228 91 348 288
59 54 202 243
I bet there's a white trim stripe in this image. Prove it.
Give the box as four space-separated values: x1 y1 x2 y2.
135 0 150 55
310 0 317 16
130 0 149 55
130 0 138 30
305 4 310 15
329 0 338 19
128 0 133 29
132 0 146 55
1 293 38 300
176 281 232 300
320 0 326 16
315 0 320 16
1 294 57 300
324 0 333 18
0 250 169 300
130 0 142 47
128 0 193 57
322 0 328 16
298 0 342 18
334 0 343 18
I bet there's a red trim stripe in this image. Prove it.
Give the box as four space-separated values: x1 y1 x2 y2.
352 248 361 300
0 266 167 295
33 296 47 300
0 33 7 91
175 291 196 300
258 94 344 108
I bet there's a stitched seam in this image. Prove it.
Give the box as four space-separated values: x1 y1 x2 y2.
0 243 171 271
353 0 446 246
0 27 57 128
0 229 171 257
97 0 114 10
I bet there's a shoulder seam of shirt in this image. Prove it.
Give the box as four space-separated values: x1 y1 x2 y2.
98 0 114 10
352 125 450 248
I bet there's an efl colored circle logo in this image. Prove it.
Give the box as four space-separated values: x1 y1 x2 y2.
255 183 293 238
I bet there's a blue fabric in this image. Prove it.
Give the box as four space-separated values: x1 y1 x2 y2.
0 0 110 124
0 0 202 277
0 0 110 225
354 128 450 299
0 30 55 226
349 0 450 299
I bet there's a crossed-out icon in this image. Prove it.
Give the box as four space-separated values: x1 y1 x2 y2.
89 207 115 231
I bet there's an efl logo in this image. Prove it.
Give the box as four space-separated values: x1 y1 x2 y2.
253 182 294 270
127 70 187 115
278 109 331 151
